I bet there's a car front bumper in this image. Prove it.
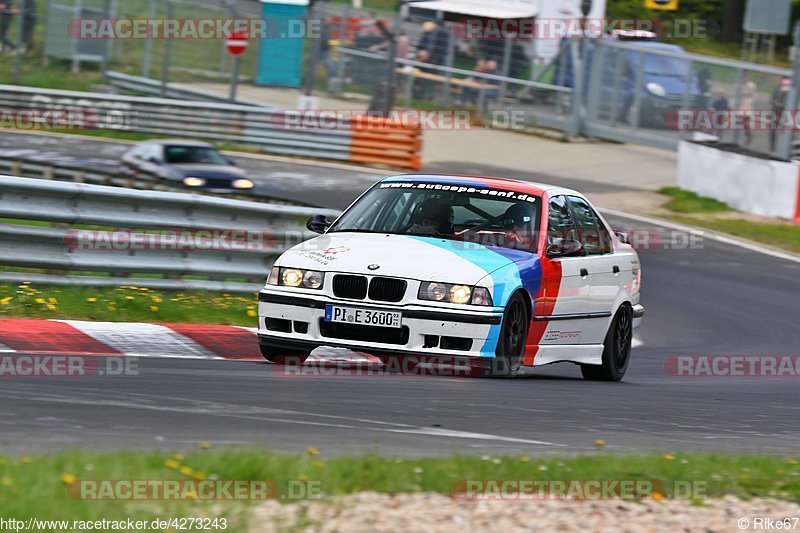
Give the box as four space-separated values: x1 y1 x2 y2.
258 289 504 359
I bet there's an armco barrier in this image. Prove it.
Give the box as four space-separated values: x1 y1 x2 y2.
0 175 341 292
677 141 800 222
0 84 423 170
349 116 422 170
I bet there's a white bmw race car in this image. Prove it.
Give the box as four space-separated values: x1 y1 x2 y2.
258 175 644 380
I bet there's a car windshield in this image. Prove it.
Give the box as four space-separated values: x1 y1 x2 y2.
163 145 228 165
329 182 541 252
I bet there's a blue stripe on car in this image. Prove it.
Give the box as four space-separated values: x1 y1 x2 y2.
406 237 542 357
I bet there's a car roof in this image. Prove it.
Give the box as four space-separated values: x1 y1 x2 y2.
380 174 582 198
140 139 215 147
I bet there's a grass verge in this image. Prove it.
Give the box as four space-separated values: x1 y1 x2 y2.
0 283 258 326
1 450 800 531
658 187 800 254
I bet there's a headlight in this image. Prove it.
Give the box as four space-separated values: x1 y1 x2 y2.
232 179 254 189
646 82 666 97
267 267 324 290
418 282 493 306
183 176 206 187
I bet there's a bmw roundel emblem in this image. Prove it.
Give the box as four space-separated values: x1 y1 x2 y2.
368 264 380 270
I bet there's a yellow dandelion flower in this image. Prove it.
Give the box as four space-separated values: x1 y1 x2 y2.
125 296 135 300
149 306 159 312
247 310 257 317
0 297 13 305
192 472 206 481
200 442 212 449
173 453 184 460
86 298 97 303
60 473 77 485
165 459 179 470
35 298 46 304
789 459 798 465
594 439 605 447
663 454 675 461
520 456 530 463
306 447 320 456
19 456 32 464
312 461 324 468
46 304 57 311
151 296 163 303
48 298 58 304
298 474 309 482
651 491 664 501
179 466 193 476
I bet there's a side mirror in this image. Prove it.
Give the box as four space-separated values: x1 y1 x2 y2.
147 157 161 165
226 157 237 166
615 231 631 244
546 239 583 258
306 214 332 234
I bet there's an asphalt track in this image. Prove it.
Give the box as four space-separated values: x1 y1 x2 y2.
2 135 800 457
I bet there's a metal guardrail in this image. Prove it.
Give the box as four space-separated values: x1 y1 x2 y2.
105 71 265 106
0 84 423 169
0 154 307 206
0 175 340 292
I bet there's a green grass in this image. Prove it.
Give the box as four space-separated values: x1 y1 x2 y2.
668 215 800 254
658 187 731 213
658 187 800 254
1 450 800 530
0 283 258 325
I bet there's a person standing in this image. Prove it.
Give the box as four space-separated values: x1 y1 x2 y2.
21 0 35 51
770 76 790 152
0 1 16 54
737 72 757 147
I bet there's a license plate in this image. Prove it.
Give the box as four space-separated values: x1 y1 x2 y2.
324 305 402 328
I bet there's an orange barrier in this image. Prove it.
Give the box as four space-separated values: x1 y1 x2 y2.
349 116 422 170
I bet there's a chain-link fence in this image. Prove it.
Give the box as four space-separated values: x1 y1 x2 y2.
575 38 793 157
33 0 800 160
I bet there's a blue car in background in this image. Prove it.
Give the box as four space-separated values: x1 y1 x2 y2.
554 37 706 128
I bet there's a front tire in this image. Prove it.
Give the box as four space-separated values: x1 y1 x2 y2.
485 293 529 378
581 305 632 382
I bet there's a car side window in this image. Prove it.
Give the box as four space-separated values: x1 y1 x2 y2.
567 196 613 255
548 195 579 246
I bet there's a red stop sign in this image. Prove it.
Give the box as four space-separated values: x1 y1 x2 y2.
225 31 249 56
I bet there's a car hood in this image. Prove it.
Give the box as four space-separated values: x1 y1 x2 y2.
170 164 246 178
277 232 533 286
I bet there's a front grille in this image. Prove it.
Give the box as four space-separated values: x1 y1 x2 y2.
332 275 368 299
368 277 407 302
203 178 234 189
319 319 410 345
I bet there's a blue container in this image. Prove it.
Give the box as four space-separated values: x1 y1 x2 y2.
256 0 310 87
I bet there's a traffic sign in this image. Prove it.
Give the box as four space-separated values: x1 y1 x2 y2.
226 31 249 56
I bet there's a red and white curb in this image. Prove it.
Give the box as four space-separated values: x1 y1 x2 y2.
0 319 262 360
0 319 381 364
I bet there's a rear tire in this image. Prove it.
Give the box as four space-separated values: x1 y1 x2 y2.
485 293 529 378
581 305 632 382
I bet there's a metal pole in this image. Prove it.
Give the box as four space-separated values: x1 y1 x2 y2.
142 0 156 78
498 37 512 103
160 0 174 97
382 5 404 113
12 0 25 84
100 0 113 81
442 23 455 105
304 1 324 96
333 3 349 94
230 56 241 101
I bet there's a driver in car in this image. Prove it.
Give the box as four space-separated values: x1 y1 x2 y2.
407 199 455 236
501 203 535 250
